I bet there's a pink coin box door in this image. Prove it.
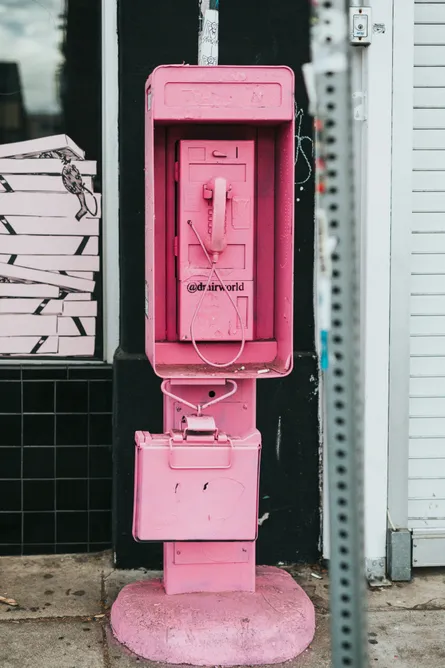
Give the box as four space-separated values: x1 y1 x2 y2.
144 65 295 379
133 416 261 542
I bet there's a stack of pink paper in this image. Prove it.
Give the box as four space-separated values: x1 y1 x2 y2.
0 135 101 357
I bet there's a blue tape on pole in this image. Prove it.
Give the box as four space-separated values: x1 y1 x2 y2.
320 330 329 371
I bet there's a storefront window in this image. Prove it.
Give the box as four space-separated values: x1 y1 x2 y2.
0 0 102 359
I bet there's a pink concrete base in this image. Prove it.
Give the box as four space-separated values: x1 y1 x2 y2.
111 566 315 666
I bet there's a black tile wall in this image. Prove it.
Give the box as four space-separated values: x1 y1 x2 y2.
23 448 55 479
0 416 21 446
0 545 21 556
89 381 112 413
0 449 21 479
23 382 54 413
57 512 89 543
89 511 112 543
89 479 112 510
23 415 55 446
0 369 20 380
0 382 21 413
56 447 89 478
56 480 88 510
0 514 22 543
90 413 112 445
1 481 21 511
23 481 55 512
89 447 112 478
56 381 89 413
24 512 55 543
55 543 88 555
57 414 89 446
0 366 113 555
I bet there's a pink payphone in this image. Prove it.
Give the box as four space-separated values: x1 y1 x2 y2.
134 65 295 595
177 139 255 346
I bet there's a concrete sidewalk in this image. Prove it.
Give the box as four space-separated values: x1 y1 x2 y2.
0 551 444 667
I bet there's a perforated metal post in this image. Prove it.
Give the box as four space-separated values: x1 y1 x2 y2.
310 2 368 667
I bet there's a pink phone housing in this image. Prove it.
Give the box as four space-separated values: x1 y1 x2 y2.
145 65 295 378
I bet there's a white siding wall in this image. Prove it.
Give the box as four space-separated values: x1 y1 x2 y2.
410 1 445 533
361 0 394 577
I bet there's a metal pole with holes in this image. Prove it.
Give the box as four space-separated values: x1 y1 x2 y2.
310 2 369 667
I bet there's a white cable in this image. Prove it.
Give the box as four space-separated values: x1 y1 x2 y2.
387 509 397 532
187 220 246 368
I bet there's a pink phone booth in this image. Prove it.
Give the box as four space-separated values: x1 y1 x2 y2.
144 65 295 377
112 64 315 667
135 65 295 595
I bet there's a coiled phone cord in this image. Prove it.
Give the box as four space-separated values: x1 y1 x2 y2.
187 220 246 368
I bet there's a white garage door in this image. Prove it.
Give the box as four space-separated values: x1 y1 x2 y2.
410 0 445 566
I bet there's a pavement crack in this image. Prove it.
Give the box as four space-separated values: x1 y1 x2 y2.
101 624 112 668
412 598 445 611
372 604 445 612
0 615 100 624
100 569 112 615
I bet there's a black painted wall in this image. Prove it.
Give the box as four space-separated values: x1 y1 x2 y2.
113 0 320 569
113 0 197 570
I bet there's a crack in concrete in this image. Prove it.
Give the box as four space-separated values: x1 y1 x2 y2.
0 615 108 624
100 570 112 667
371 605 445 613
101 624 112 668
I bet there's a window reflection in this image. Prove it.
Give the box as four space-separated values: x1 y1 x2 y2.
0 1 102 360
0 0 101 186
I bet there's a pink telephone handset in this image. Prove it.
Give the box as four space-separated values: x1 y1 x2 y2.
188 176 245 368
203 177 231 262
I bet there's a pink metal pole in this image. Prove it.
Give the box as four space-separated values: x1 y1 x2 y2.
162 378 258 595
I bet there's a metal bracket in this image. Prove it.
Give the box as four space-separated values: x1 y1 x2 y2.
387 528 412 582
352 91 367 121
161 379 237 416
176 415 220 441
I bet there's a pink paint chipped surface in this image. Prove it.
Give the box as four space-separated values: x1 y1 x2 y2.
111 566 315 666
